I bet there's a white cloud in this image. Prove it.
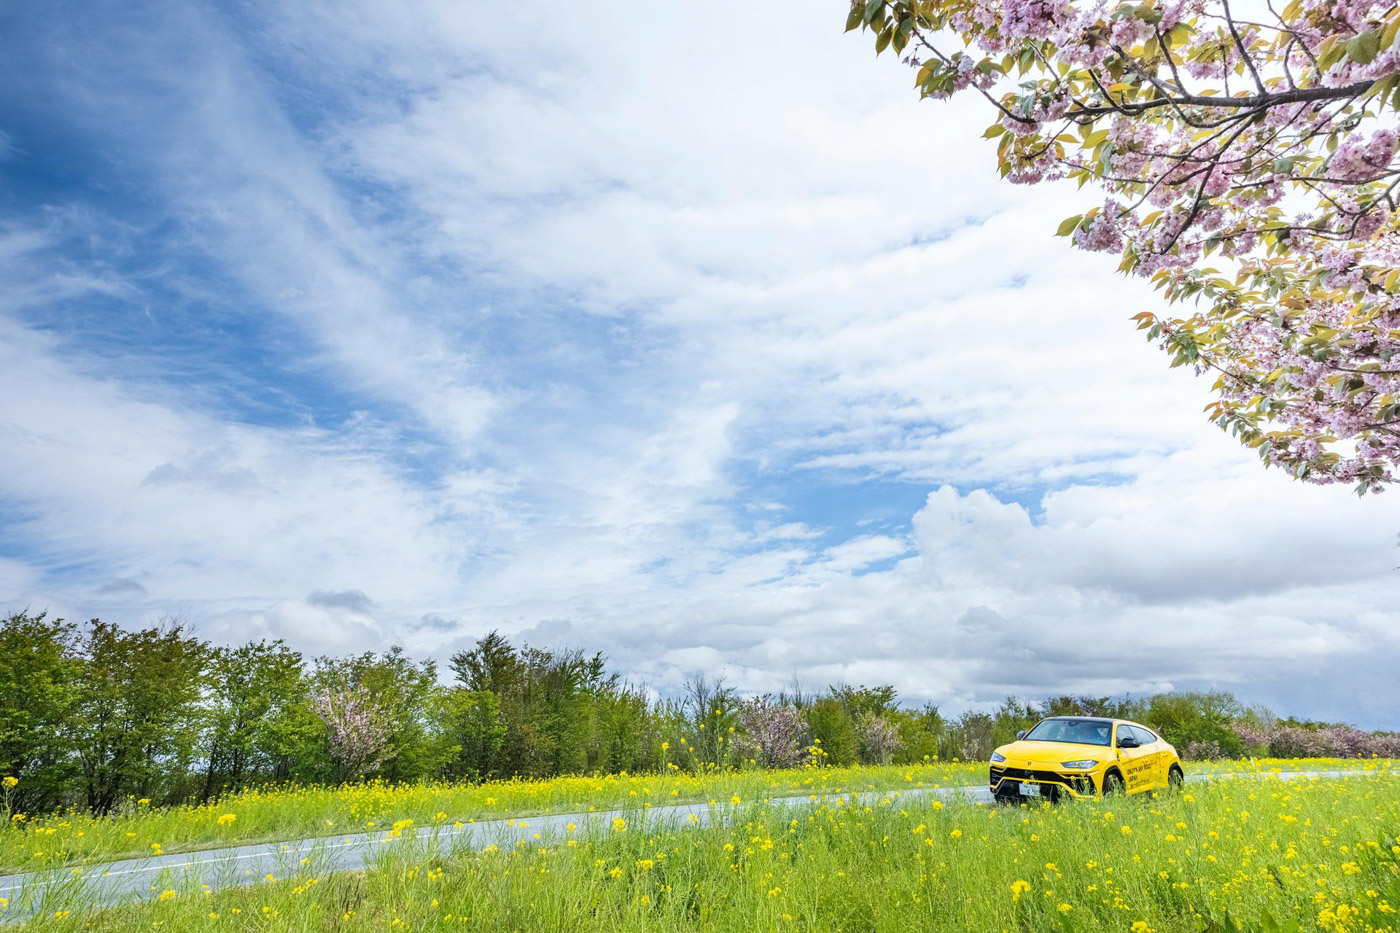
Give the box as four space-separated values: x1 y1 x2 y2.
0 312 473 612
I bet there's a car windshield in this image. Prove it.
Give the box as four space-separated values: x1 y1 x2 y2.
1022 718 1113 746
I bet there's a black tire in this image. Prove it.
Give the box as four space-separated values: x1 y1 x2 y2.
1168 765 1185 790
1101 770 1126 796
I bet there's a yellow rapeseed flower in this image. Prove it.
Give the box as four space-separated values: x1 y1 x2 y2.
1 777 17 788
1010 880 1031 901
217 814 236 826
158 890 176 901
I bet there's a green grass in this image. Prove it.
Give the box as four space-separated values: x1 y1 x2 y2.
17 771 1400 931
0 761 984 874
0 757 1391 877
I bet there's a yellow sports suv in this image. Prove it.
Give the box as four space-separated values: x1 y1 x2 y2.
989 716 1184 803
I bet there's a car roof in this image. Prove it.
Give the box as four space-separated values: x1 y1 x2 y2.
1040 716 1157 733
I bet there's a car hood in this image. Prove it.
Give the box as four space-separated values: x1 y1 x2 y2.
996 740 1109 767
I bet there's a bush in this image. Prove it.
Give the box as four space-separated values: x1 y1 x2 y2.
804 699 858 766
1167 719 1244 760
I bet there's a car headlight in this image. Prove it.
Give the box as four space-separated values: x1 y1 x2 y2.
990 752 1006 763
1060 759 1098 769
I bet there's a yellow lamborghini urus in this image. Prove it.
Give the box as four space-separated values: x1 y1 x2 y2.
989 716 1184 803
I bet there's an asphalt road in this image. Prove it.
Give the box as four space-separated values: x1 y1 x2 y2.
0 768 1386 919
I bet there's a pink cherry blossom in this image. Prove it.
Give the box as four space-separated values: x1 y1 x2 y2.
853 0 1400 491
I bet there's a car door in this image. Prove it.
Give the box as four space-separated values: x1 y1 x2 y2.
1115 724 1155 792
1132 726 1166 787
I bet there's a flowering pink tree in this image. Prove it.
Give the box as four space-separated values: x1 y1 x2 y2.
312 687 396 779
850 0 1400 492
856 713 904 764
1231 719 1400 756
733 697 808 769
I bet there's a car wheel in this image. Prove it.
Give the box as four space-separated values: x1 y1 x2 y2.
1101 770 1126 796
1168 765 1185 790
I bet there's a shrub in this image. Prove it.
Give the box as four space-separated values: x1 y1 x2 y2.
804 699 858 766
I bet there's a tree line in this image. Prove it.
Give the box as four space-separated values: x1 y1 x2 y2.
0 611 1391 817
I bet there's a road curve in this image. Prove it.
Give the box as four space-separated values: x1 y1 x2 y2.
0 768 1388 919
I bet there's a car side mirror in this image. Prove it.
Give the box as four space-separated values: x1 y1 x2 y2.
1118 735 1139 749
1015 730 1027 740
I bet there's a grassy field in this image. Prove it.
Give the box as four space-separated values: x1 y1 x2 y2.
15 769 1400 932
0 757 1392 877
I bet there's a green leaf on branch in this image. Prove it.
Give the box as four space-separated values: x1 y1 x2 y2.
1346 30 1381 65
893 18 913 53
1167 22 1193 46
1317 39 1347 73
1055 215 1084 236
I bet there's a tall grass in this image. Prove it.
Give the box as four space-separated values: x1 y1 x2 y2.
0 757 1391 877
18 771 1400 931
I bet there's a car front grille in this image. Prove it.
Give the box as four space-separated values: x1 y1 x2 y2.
990 766 1094 795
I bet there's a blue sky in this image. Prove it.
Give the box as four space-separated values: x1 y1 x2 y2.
4 0 1400 725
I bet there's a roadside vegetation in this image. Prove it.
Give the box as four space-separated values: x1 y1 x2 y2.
4 610 1399 873
0 757 1392 876
5 611 1397 820
17 772 1400 932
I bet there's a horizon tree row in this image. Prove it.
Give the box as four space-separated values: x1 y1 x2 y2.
0 611 1391 817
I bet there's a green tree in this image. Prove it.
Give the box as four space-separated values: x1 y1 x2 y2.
991 696 1040 748
893 704 945 764
440 690 506 782
450 631 524 696
830 683 899 721
585 678 660 775
516 646 593 776
681 674 740 770
0 612 81 812
199 640 314 800
1146 691 1246 758
69 620 207 814
804 698 859 767
451 632 655 779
